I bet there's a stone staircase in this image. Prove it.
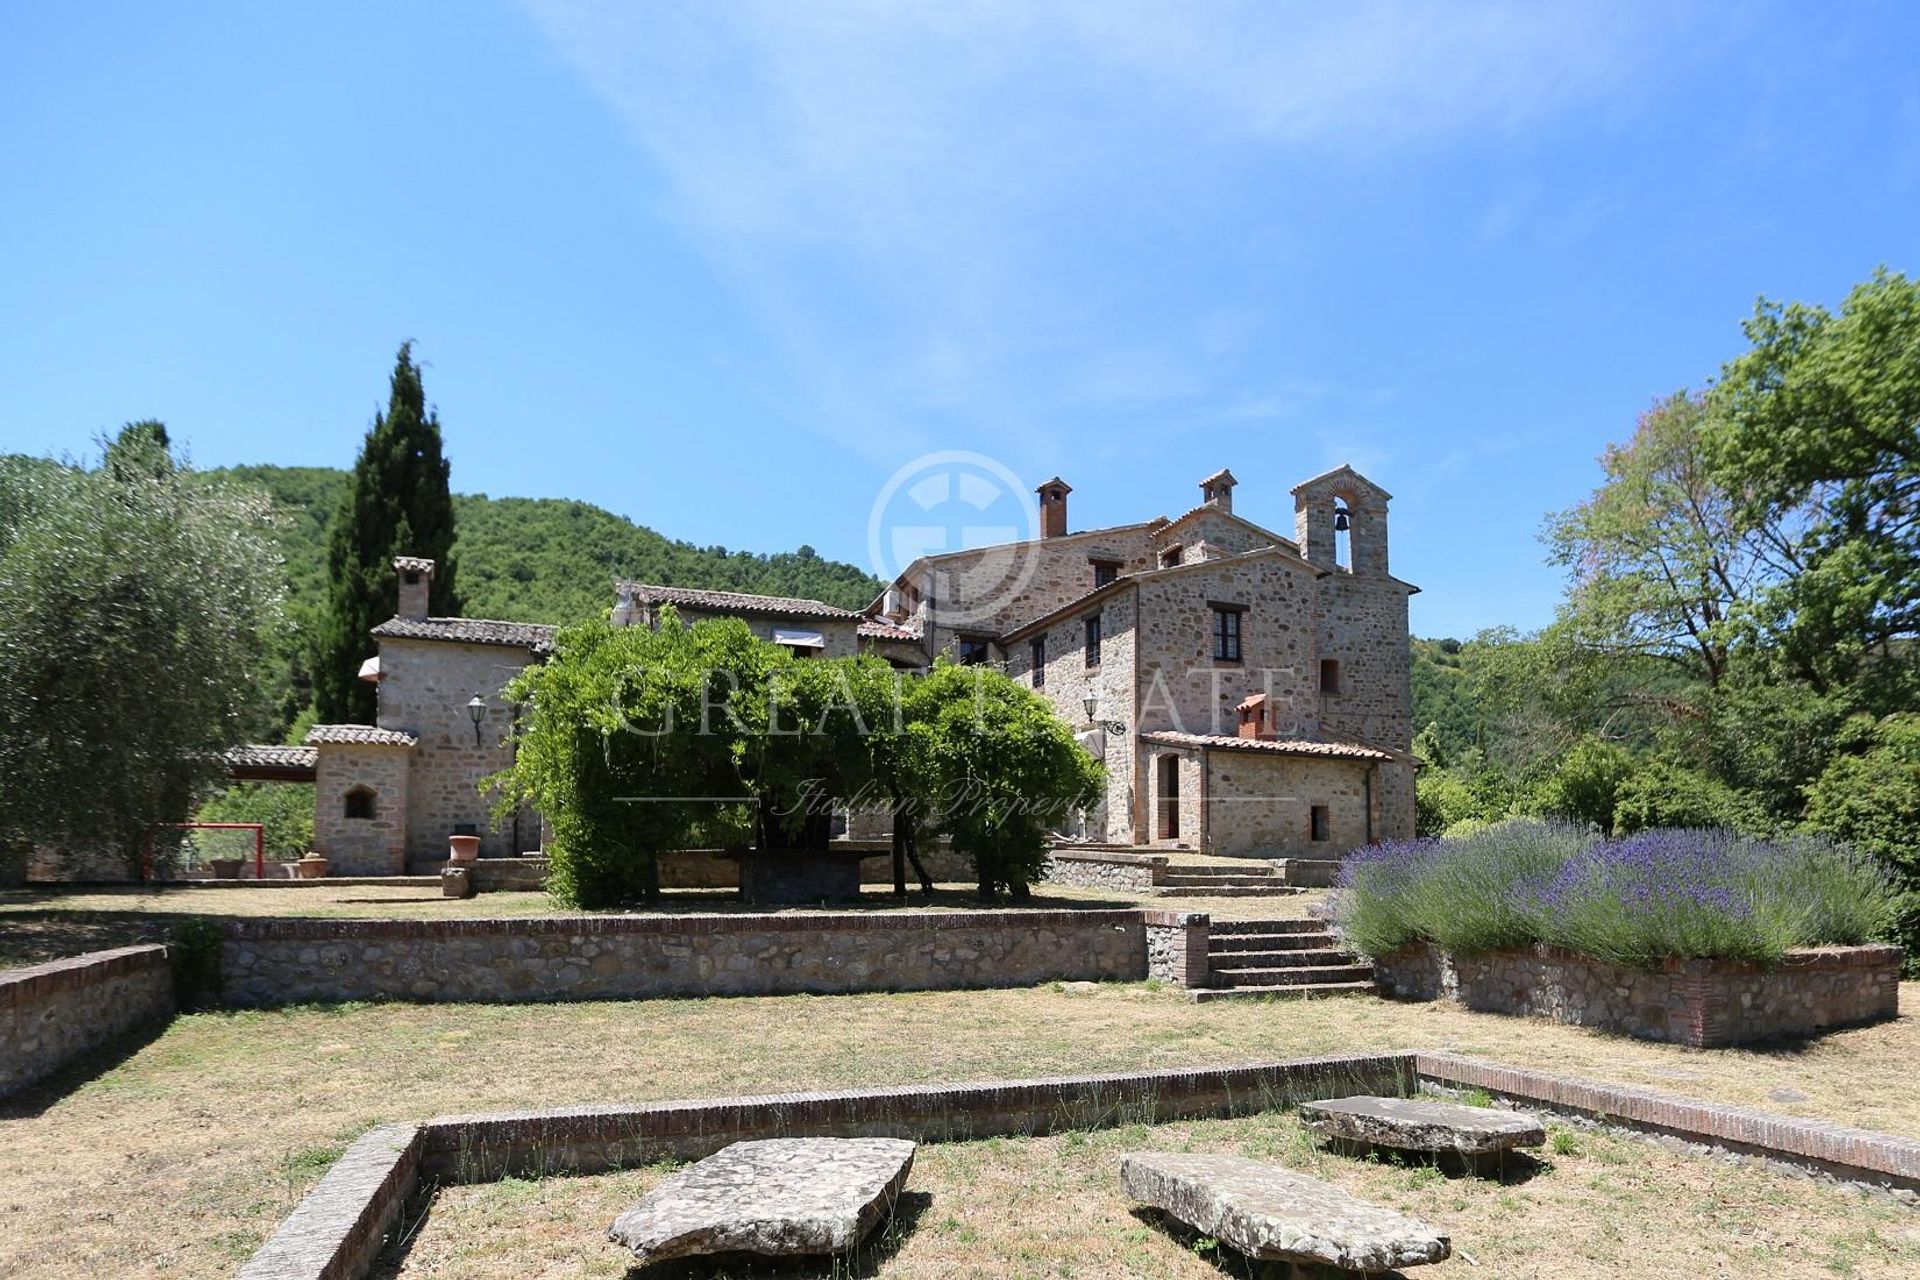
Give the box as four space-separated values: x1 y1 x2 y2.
1147 862 1304 899
1189 918 1376 1002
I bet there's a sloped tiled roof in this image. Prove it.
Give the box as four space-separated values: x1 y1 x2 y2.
1138 730 1394 762
371 616 557 653
617 582 862 621
857 618 922 643
224 743 320 770
305 724 419 748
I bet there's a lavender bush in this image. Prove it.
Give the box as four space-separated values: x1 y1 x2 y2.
1334 822 1894 969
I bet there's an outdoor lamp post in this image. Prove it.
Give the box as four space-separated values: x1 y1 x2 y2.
466 693 486 746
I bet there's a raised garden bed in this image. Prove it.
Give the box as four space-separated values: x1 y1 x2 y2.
1373 940 1901 1047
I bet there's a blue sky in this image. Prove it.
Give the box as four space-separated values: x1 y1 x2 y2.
3 2 1916 637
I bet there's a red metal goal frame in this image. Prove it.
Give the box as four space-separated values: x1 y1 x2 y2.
143 822 266 881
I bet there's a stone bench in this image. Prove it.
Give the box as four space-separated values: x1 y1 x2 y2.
1119 1151 1449 1273
1299 1095 1545 1173
609 1137 915 1265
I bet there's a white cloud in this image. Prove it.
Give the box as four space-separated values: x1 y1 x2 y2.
519 0 1703 456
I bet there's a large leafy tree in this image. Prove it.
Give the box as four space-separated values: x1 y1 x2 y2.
312 342 460 723
1545 392 1789 688
1709 268 1920 698
0 426 285 878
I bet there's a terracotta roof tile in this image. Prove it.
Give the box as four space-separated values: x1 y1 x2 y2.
1138 730 1394 762
371 616 556 652
223 744 320 769
857 618 922 642
305 724 419 748
616 582 861 621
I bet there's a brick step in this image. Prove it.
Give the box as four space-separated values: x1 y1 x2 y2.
1210 964 1375 989
1207 932 1336 953
1159 864 1278 879
1188 981 1376 1003
1205 948 1361 969
1207 919 1329 936
1143 885 1305 898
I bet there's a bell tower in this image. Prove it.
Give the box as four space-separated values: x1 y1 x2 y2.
1291 465 1391 576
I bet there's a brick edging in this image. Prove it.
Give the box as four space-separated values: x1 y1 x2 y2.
237 1124 420 1280
0 945 169 1007
223 908 1146 942
236 1049 1920 1280
1415 1052 1920 1188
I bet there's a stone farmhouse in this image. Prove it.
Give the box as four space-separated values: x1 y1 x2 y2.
258 463 1414 876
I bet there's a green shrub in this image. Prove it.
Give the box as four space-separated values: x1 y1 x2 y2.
1334 823 1895 970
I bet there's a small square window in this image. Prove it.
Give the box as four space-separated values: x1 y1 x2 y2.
1310 804 1331 843
1320 658 1342 696
1029 637 1046 687
1091 559 1120 587
958 636 991 666
1159 544 1183 569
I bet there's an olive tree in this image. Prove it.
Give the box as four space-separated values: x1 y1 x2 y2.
0 428 286 878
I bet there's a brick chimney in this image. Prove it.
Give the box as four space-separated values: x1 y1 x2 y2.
394 557 434 621
1037 477 1071 539
1200 468 1237 513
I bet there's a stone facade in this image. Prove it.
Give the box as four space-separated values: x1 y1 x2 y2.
1373 942 1903 1048
0 945 174 1099
375 637 540 862
1044 848 1169 892
219 910 1149 1006
312 740 412 875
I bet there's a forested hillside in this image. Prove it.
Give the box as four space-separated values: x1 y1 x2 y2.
214 464 884 625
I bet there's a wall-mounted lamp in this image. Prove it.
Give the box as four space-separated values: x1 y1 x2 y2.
1081 693 1125 737
466 693 487 746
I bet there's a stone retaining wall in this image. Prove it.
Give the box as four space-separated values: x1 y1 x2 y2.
1373 941 1902 1047
0 945 174 1099
1142 910 1209 988
1044 848 1167 892
221 910 1148 1006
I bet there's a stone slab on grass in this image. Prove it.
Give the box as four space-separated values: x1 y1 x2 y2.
1119 1151 1450 1272
1299 1095 1546 1156
608 1137 915 1265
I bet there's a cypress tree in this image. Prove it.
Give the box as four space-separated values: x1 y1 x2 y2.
311 342 461 723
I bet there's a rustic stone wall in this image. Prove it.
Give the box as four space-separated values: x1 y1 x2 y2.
313 744 411 875
1133 551 1320 740
375 638 540 862
220 910 1148 1006
1202 754 1372 857
1143 910 1209 988
1044 848 1167 891
911 522 1161 664
0 945 174 1099
1373 942 1903 1047
1006 589 1139 843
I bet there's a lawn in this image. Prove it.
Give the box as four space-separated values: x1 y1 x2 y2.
0 882 1317 968
380 1111 1920 1279
1 981 1915 1278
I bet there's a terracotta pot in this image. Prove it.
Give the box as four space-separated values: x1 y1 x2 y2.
448 834 482 864
294 856 330 880
207 858 244 881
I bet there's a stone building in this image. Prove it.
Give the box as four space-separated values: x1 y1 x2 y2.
868 464 1420 857
289 462 1414 872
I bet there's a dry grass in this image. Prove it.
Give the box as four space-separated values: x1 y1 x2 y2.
0 883 1314 968
381 1112 1920 1279
3 982 1918 1278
